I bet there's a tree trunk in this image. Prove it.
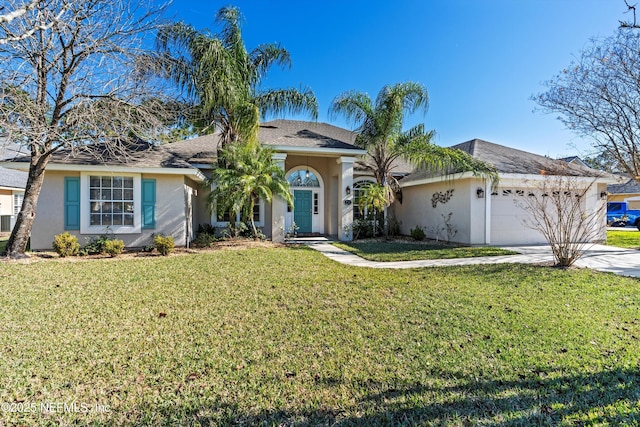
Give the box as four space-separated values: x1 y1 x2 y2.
249 200 258 240
3 155 49 258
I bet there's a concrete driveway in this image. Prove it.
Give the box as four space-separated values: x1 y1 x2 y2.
308 242 640 278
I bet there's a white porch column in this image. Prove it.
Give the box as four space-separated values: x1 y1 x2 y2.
484 180 492 244
271 153 288 243
337 156 355 241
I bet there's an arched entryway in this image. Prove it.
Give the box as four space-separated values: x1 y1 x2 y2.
286 167 324 234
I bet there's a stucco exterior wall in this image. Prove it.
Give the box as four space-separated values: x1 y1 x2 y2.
395 176 609 246
0 190 12 215
395 179 473 244
31 171 190 250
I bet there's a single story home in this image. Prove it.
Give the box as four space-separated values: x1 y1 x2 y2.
0 121 616 249
607 178 640 210
0 143 28 233
0 167 27 233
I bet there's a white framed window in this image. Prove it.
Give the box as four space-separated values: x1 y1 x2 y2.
13 192 24 215
80 173 141 234
212 196 264 227
353 179 377 221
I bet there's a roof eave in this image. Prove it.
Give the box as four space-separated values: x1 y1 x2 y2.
267 145 367 156
1 162 206 182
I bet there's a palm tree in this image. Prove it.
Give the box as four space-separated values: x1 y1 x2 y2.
157 6 318 146
330 82 498 206
208 142 293 239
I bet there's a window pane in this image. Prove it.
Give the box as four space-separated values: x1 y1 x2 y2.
288 170 320 187
253 204 260 222
90 202 102 213
88 175 136 228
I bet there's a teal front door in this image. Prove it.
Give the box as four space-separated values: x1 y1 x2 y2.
293 190 312 233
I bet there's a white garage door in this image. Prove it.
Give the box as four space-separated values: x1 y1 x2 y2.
490 189 546 245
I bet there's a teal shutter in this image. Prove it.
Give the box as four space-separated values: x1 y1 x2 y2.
142 179 156 229
64 177 80 230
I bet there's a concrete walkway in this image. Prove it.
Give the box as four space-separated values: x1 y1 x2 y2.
306 242 640 278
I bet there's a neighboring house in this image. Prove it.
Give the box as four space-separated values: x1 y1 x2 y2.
560 156 590 168
0 142 28 233
0 123 617 249
607 178 640 210
395 139 617 245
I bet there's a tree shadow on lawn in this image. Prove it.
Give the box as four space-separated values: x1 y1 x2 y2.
146 367 639 426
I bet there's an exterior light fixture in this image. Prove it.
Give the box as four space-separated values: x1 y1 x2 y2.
345 186 351 195
476 188 485 198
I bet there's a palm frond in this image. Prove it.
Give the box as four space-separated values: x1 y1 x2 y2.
254 87 318 120
250 43 292 84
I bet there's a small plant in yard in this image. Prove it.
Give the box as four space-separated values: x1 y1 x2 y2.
79 234 112 256
285 221 300 239
103 239 125 257
410 225 426 241
154 234 175 256
442 212 458 243
52 232 80 257
191 232 218 248
515 165 606 267
192 224 219 248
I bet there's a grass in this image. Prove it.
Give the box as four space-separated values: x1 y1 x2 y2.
333 240 518 262
607 229 640 249
0 247 639 426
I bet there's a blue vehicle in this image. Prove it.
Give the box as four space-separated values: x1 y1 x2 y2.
607 201 640 229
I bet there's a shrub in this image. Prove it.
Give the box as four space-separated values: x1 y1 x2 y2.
53 232 80 257
410 225 426 241
154 234 175 256
352 219 375 240
191 232 218 248
103 239 125 257
387 218 402 237
197 223 216 235
80 234 111 255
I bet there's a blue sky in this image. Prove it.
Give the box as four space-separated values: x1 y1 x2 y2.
167 0 626 158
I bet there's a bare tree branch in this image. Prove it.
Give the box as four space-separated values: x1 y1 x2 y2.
514 165 607 267
0 0 171 258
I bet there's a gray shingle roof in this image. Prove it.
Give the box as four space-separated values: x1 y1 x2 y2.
258 120 361 150
0 166 27 189
402 138 611 184
8 139 206 170
0 140 29 161
608 178 640 194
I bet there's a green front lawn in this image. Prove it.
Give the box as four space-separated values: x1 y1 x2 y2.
607 229 640 249
333 240 518 262
1 247 638 425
